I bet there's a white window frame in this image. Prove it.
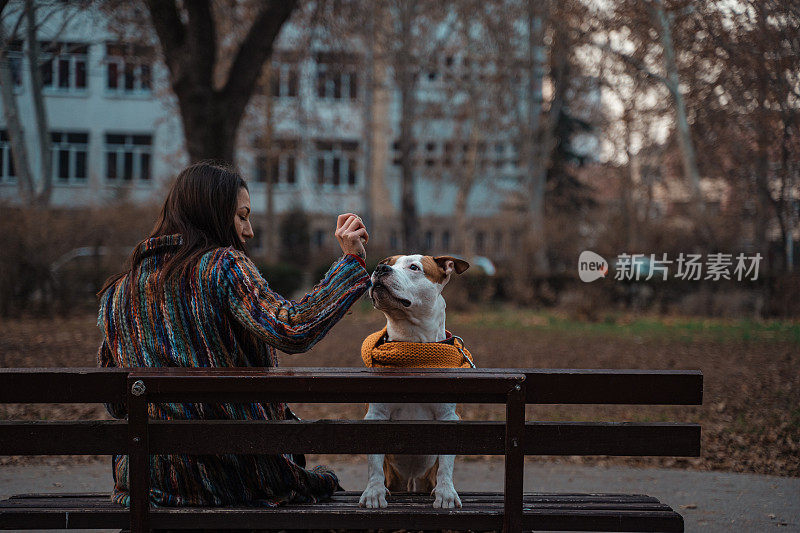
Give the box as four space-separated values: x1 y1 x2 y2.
255 139 298 187
8 40 23 88
105 42 153 95
271 62 298 98
104 133 153 183
315 53 358 101
50 131 89 184
315 140 359 188
40 42 88 93
0 131 18 183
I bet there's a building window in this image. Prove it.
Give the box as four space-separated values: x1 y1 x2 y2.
423 230 433 250
40 42 88 91
105 133 152 181
391 140 418 167
249 227 263 252
51 131 88 183
475 230 485 254
256 139 298 185
314 229 325 249
105 43 153 94
0 131 18 182
315 140 358 187
7 40 23 86
441 230 450 250
315 51 358 100
270 52 299 98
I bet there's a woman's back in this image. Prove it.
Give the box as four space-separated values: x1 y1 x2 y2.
96 161 370 507
98 234 369 507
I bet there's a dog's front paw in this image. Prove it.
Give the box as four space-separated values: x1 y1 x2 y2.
359 483 389 508
432 484 462 509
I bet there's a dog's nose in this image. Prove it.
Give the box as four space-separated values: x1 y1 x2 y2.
374 264 392 276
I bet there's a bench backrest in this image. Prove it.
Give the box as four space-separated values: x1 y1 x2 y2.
0 367 702 533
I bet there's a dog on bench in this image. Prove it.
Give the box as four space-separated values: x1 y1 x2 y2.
359 254 473 509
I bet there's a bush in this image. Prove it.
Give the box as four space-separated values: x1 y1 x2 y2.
0 204 157 316
255 262 304 298
279 206 310 267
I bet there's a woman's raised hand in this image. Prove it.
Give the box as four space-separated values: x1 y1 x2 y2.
335 213 369 262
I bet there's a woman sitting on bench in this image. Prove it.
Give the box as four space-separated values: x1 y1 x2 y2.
96 161 371 508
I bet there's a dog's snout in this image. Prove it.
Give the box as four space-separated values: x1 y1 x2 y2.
375 264 392 276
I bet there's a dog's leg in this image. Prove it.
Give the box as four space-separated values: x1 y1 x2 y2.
432 406 462 508
359 403 390 508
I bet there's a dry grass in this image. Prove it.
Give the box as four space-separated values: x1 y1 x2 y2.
1 304 798 477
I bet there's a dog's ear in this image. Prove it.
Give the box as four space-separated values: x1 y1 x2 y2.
433 256 470 276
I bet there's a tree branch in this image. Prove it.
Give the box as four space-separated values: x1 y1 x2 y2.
183 0 215 88
592 39 675 95
220 0 297 115
143 0 185 76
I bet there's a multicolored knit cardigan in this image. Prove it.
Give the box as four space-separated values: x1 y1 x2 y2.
97 233 370 508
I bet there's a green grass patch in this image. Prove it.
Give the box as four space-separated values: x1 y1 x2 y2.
446 307 800 344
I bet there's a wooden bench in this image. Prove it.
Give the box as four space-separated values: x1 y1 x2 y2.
0 367 702 532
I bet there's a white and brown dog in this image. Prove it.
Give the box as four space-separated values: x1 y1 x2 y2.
359 254 470 509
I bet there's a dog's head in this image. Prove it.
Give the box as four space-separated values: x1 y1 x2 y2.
369 254 470 315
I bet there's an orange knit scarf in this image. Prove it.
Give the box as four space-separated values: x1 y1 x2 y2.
361 327 476 369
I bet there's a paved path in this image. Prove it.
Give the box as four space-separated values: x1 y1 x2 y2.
1 460 797 532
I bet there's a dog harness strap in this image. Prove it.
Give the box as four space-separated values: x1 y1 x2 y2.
361 327 476 369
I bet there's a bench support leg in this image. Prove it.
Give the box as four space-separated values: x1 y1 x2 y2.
128 378 150 533
503 380 525 533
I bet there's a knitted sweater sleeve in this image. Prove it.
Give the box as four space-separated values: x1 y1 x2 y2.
218 249 371 354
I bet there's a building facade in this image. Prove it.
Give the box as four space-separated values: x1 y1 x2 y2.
0 3 560 263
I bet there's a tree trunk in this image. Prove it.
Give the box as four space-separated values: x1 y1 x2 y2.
397 0 418 251
25 0 51 206
177 94 237 163
453 123 480 257
263 67 275 257
144 0 297 164
361 1 376 233
0 22 34 203
526 0 549 275
651 0 703 214
622 111 638 250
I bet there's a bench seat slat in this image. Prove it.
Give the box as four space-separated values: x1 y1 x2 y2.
0 492 683 531
0 492 672 503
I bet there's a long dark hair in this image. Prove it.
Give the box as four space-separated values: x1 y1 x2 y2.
98 160 249 297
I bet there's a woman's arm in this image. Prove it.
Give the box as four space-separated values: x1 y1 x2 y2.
218 249 371 354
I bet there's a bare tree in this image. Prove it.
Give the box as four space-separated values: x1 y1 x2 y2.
0 0 90 206
589 1 705 221
0 1 33 202
141 0 297 163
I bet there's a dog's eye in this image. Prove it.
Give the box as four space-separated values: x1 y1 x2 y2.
409 264 420 271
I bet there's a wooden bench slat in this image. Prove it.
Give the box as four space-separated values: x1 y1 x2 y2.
0 421 127 455
522 369 703 405
0 500 675 512
524 421 701 457
3 491 664 504
0 492 683 531
0 368 128 404
131 368 525 403
0 367 703 405
0 420 700 456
